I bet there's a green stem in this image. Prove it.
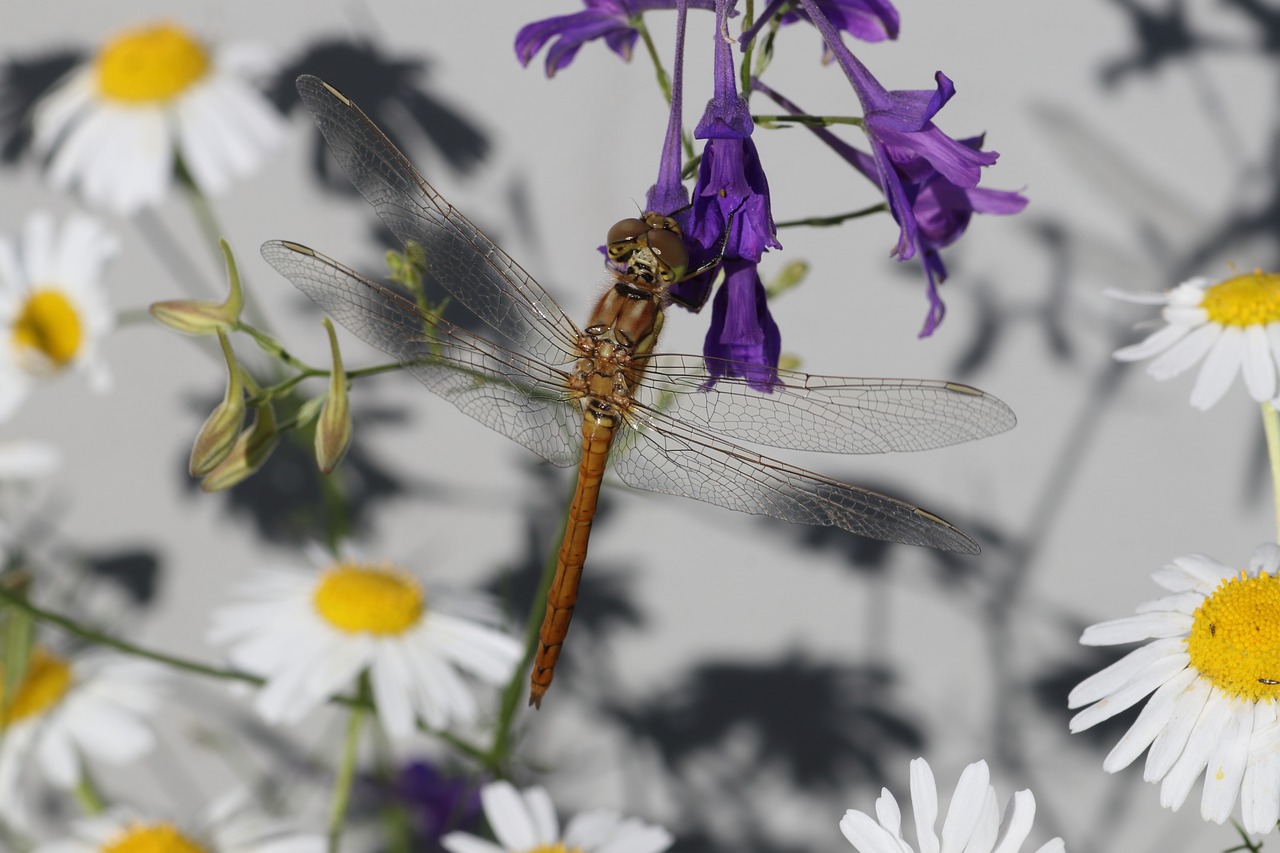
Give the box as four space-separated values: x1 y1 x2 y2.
752 113 864 128
73 770 106 815
484 487 573 771
633 15 673 105
775 203 886 229
328 676 368 853
739 0 755 99
1264 402 1280 545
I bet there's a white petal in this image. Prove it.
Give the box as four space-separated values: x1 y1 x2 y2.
1190 325 1245 409
565 811 620 851
939 762 988 853
1200 698 1252 824
1114 321 1191 362
910 758 940 853
990 790 1035 853
1242 324 1277 401
1148 321 1221 380
1160 688 1233 810
35 721 79 788
1080 612 1192 645
1146 676 1212 781
442 833 507 853
874 788 902 837
483 782 538 853
524 785 559 845
1102 667 1199 772
1067 636 1187 708
370 641 417 739
1068 652 1189 731
841 810 905 853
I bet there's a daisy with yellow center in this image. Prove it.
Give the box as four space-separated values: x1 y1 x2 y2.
840 757 1064 853
0 648 164 831
207 551 522 737
1068 544 1280 833
0 212 118 421
1113 271 1280 410
33 793 323 853
32 21 284 214
442 782 673 853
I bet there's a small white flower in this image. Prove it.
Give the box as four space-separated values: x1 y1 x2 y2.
443 781 673 853
0 211 118 422
33 21 285 214
32 791 322 853
1069 544 1280 834
839 757 1063 853
0 648 164 831
1112 271 1280 410
207 550 523 737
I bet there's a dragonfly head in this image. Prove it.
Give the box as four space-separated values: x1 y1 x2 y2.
606 212 688 288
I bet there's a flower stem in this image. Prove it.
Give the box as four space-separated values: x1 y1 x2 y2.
73 770 106 815
1264 402 1280 545
774 204 886 229
634 15 673 105
327 675 368 853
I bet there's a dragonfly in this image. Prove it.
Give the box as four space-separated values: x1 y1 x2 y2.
262 75 1016 707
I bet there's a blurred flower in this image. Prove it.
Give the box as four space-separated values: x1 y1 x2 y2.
840 757 1064 853
740 0 899 54
515 0 714 77
1112 271 1280 410
442 781 673 853
32 21 284 214
0 212 117 422
0 440 58 479
207 547 522 737
1069 544 1280 834
0 648 164 831
389 760 484 845
33 792 322 853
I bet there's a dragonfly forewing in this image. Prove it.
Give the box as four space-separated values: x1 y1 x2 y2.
261 240 582 468
611 406 979 554
637 355 1016 455
295 74 582 365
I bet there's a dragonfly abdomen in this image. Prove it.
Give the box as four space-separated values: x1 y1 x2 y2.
529 412 619 707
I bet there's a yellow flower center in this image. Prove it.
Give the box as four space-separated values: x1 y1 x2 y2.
100 822 209 853
95 23 211 104
13 289 83 369
1201 270 1280 327
1 647 73 727
529 844 581 853
313 562 425 634
1187 571 1280 701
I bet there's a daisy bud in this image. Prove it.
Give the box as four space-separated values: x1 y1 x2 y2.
315 319 352 474
189 331 245 477
200 399 278 493
150 239 244 335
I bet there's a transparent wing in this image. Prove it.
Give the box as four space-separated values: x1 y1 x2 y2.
611 406 979 554
637 354 1016 454
262 240 582 468
295 74 581 364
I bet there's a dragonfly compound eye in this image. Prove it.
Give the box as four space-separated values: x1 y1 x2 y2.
606 217 650 262
646 227 688 282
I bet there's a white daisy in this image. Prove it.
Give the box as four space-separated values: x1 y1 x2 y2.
442 781 673 853
33 21 285 214
839 757 1064 853
207 552 523 738
0 647 164 831
33 791 322 853
0 211 118 422
1068 543 1280 834
1112 271 1280 410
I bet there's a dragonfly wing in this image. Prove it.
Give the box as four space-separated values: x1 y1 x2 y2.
610 406 979 554
638 354 1015 454
262 240 581 468
295 75 581 365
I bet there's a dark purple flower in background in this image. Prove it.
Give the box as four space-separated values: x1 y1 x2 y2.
516 0 715 77
789 0 1027 336
704 259 782 390
392 760 483 845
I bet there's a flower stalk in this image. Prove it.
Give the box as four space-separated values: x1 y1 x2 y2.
1264 402 1280 545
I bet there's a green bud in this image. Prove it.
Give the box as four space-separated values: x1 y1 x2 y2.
315 318 352 474
149 239 245 335
765 260 809 299
189 331 245 477
200 400 279 493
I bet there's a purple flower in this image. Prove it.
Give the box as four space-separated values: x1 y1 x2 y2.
742 0 899 50
791 0 1027 336
704 259 782 391
393 761 483 844
516 0 714 77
